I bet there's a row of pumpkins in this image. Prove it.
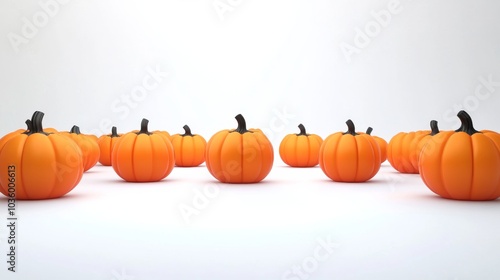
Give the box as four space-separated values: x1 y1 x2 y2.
0 110 499 201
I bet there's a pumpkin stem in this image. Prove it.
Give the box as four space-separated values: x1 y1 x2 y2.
343 119 358 136
137 118 152 135
24 111 48 135
25 119 32 133
429 120 440 136
70 125 82 134
232 114 252 134
182 125 193 136
366 127 373 135
455 110 479 135
110 126 119 137
297 124 308 136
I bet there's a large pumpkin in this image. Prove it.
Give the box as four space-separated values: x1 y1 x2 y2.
279 124 323 167
365 127 388 163
419 110 500 200
97 126 122 166
171 125 207 167
0 111 83 200
319 120 381 182
112 118 175 182
62 125 100 172
206 114 274 183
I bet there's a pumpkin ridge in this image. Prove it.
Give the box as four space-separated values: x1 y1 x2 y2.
19 136 29 199
469 136 475 199
219 133 230 183
306 135 312 166
438 134 453 199
256 137 266 182
46 136 61 198
281 136 291 165
179 135 184 167
353 136 360 181
240 134 244 182
331 134 342 181
130 135 138 182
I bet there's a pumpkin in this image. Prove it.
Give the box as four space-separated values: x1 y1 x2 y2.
62 125 100 172
279 124 323 167
409 120 440 171
365 127 388 163
111 118 174 182
171 125 207 167
206 114 274 183
319 119 381 182
0 111 83 200
97 126 122 166
419 110 500 200
387 129 429 174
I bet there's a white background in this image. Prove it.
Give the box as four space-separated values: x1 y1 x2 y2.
1 0 500 279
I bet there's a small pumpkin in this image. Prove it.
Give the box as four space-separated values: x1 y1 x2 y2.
111 118 174 182
171 125 207 167
206 114 274 183
62 125 100 172
0 111 83 200
319 120 381 182
97 126 122 166
279 124 323 167
419 110 500 200
387 129 429 174
365 127 388 163
409 120 440 171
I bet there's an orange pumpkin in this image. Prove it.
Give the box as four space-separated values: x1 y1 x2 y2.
206 114 274 183
97 126 122 166
0 111 83 200
279 124 323 167
319 120 381 182
112 118 174 182
409 120 440 171
62 126 100 172
365 127 388 163
171 125 207 167
419 110 500 200
387 129 429 174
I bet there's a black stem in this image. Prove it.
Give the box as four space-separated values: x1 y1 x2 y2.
232 114 252 134
297 124 308 136
429 120 440 136
366 127 373 135
110 126 119 137
455 110 479 135
343 119 358 136
24 111 48 135
137 118 151 135
70 125 81 134
182 125 193 136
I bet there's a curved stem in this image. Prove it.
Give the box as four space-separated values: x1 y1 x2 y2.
182 125 193 136
110 126 119 137
137 118 151 135
366 127 373 135
25 111 48 135
70 125 81 134
232 114 251 134
455 110 479 135
429 120 440 136
343 119 358 136
297 124 307 136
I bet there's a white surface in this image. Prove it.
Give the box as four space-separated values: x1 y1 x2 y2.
1 162 500 280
